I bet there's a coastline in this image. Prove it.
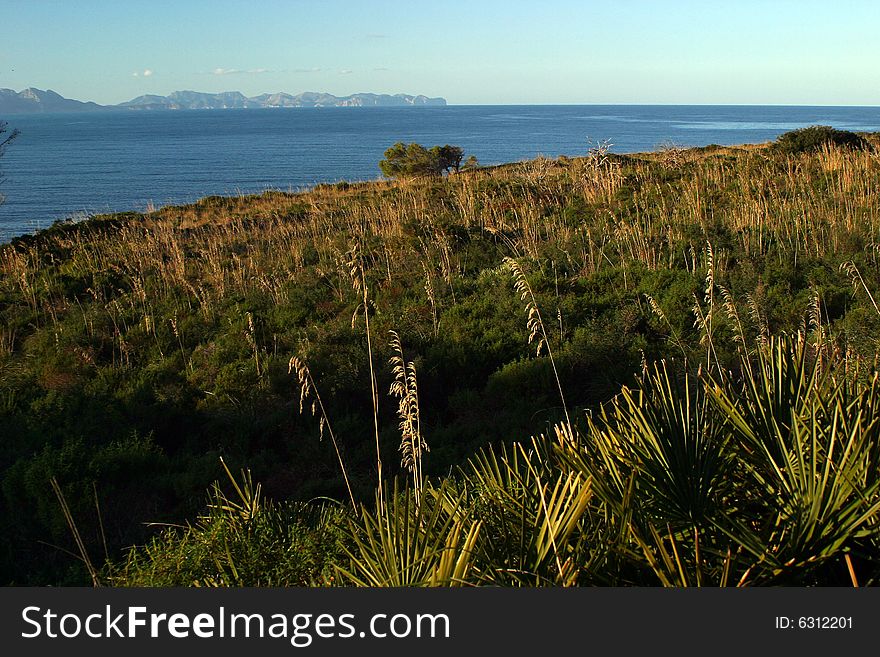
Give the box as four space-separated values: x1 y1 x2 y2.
4 105 880 241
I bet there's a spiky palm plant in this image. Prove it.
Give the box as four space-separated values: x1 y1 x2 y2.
557 360 736 585
561 361 730 529
335 480 480 587
708 336 880 583
464 438 594 586
629 523 738 587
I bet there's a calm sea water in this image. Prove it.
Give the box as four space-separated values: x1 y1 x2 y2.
1 105 879 240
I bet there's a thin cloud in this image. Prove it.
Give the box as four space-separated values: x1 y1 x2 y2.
200 67 317 76
339 69 354 75
212 67 271 76
373 67 390 71
366 33 388 39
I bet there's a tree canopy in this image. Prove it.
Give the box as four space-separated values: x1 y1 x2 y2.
379 142 475 179
432 145 464 174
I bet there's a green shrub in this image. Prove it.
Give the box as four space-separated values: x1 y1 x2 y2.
108 464 349 586
774 125 868 154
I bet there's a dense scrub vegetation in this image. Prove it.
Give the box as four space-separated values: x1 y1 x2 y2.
109 338 880 586
774 125 869 155
2 131 880 585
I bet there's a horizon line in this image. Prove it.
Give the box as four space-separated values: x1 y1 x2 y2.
4 87 879 109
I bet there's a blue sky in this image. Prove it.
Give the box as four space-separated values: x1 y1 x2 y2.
2 0 879 105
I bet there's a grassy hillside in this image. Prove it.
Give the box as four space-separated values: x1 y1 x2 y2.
2 135 880 585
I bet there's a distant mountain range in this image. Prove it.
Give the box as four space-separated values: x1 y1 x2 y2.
0 88 447 113
0 88 106 113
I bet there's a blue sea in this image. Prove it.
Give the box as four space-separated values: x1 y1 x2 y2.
1 105 879 240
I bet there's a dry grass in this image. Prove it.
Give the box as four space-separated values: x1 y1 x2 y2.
3 141 880 381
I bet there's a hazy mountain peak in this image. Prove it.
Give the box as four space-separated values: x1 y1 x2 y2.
2 88 103 112
0 88 447 113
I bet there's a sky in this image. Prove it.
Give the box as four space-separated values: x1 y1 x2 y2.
1 0 879 106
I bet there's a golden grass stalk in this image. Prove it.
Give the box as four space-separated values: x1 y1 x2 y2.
691 241 719 374
841 261 880 316
504 257 571 428
50 477 100 587
289 355 356 507
348 245 383 511
388 331 428 505
645 293 689 362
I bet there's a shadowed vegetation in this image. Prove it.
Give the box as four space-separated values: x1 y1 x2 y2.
774 125 869 155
